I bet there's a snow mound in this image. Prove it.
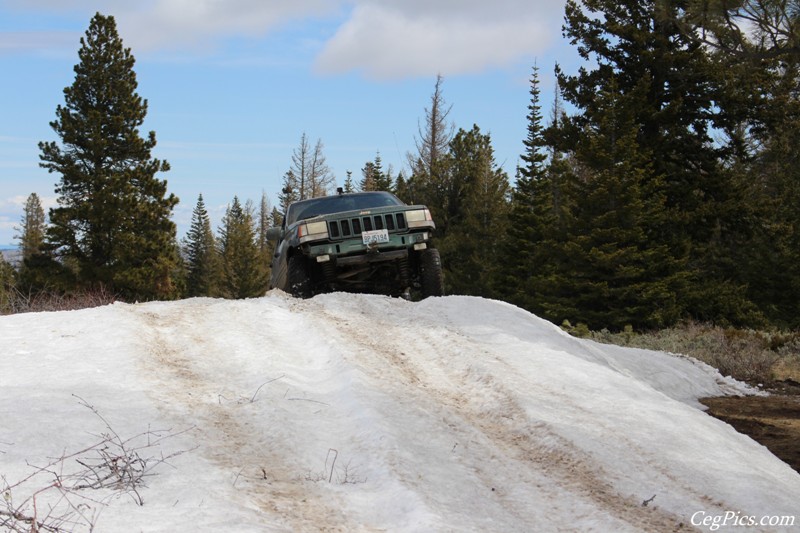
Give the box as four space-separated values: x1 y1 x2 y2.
1 292 797 532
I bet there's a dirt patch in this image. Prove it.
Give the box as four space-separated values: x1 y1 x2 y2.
701 381 800 474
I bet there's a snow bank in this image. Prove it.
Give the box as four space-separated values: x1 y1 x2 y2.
1 292 797 532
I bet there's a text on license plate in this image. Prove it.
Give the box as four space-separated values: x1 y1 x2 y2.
362 229 390 245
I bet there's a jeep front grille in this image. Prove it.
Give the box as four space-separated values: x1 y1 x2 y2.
327 213 407 239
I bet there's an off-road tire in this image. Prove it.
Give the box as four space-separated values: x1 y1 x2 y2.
287 255 312 298
419 248 444 298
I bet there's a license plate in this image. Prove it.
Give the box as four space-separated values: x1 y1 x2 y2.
362 229 389 245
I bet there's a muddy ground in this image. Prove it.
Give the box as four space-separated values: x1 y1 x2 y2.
701 380 800 474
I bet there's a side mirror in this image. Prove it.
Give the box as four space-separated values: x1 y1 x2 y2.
266 226 283 241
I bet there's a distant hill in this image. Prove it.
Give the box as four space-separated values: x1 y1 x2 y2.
0 247 21 267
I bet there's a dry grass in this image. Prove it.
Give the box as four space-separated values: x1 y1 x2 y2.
1 286 119 315
568 322 800 386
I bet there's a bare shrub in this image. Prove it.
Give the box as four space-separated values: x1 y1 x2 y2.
583 322 796 385
2 286 119 315
0 397 193 532
304 449 367 485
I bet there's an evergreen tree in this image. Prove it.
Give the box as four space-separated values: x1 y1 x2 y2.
0 253 16 314
218 197 268 299
342 171 356 193
394 172 410 203
495 65 555 311
271 206 284 228
373 153 395 192
437 125 510 297
359 153 394 192
739 68 800 326
683 0 800 326
547 81 686 329
278 170 299 216
550 0 754 326
256 191 275 279
182 194 220 297
360 161 377 192
16 193 46 260
39 13 178 300
15 192 62 292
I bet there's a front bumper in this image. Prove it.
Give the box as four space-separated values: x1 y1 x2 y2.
304 231 430 265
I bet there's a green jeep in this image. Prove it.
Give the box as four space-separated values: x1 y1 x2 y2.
267 191 444 299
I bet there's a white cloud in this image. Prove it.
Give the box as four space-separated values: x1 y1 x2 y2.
2 0 566 77
314 1 559 79
115 0 341 52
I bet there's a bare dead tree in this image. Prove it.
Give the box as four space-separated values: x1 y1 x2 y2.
290 133 335 200
409 74 455 176
307 138 335 198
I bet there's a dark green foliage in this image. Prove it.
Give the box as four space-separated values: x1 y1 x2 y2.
683 0 800 327
278 170 299 215
342 171 356 193
15 192 57 292
541 0 758 327
360 152 395 192
0 254 16 314
38 13 178 301
182 194 220 297
547 82 686 329
434 125 510 297
17 193 46 260
218 197 269 299
495 66 555 312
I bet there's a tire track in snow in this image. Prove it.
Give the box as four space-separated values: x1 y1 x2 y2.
306 296 690 532
126 299 355 532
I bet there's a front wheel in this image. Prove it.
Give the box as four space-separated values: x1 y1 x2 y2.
419 248 444 298
287 255 312 298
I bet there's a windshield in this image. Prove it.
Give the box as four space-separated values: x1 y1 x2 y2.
285 192 405 226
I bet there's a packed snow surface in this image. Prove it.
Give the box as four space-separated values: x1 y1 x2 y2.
1 292 798 532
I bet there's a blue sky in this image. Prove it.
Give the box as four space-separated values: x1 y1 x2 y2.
0 0 573 246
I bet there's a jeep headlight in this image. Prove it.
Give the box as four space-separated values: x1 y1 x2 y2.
297 220 329 243
406 208 435 229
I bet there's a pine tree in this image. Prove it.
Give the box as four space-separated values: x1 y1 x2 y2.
546 81 686 329
495 65 554 311
342 171 356 193
16 193 47 260
684 0 800 326
218 197 268 299
0 254 16 314
373 153 395 192
278 170 299 215
271 206 284 228
359 153 394 192
550 0 753 326
39 13 178 300
394 172 410 202
437 125 510 297
182 194 220 297
360 162 377 192
15 192 61 292
256 191 275 279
